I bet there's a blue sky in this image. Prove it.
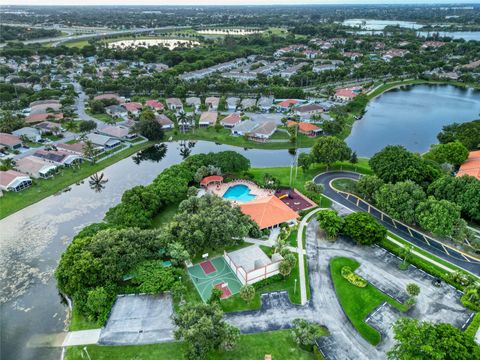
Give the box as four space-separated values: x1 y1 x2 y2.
1 1 479 6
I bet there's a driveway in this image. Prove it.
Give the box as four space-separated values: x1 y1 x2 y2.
314 171 480 276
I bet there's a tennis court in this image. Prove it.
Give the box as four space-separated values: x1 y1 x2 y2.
187 256 243 302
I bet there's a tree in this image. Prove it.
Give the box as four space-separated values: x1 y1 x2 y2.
85 286 113 323
388 318 479 360
310 136 351 167
355 175 384 203
406 283 420 297
283 252 297 268
317 210 344 240
298 152 313 172
428 175 480 222
374 181 426 225
208 287 222 304
350 151 358 165
437 120 480 150
79 120 97 133
415 197 462 238
82 139 99 162
133 118 164 140
239 284 255 302
139 109 156 122
291 318 325 348
425 141 469 166
167 194 258 255
89 99 105 114
279 259 293 277
369 145 440 185
0 111 25 133
342 212 386 245
173 303 239 360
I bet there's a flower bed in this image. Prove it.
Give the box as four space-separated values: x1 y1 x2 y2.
341 266 367 288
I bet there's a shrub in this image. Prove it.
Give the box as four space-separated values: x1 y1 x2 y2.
341 266 367 288
239 284 255 302
406 283 420 297
343 212 387 245
461 284 480 311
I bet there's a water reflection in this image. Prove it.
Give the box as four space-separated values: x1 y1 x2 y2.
89 172 109 193
132 143 168 164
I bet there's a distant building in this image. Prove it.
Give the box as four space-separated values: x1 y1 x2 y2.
35 121 62 135
277 99 299 111
15 156 57 179
98 125 135 140
86 133 121 149
122 102 143 115
287 121 322 137
258 96 274 111
105 105 128 117
205 97 220 111
145 99 165 111
248 121 277 141
166 98 183 111
185 97 201 111
199 111 218 127
335 87 362 101
226 97 240 111
220 113 241 128
155 114 174 129
12 127 41 142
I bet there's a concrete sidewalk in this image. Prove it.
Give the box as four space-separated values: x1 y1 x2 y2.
62 329 101 346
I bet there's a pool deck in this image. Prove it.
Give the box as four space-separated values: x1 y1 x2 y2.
206 180 274 203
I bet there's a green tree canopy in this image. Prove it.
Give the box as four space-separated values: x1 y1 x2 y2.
355 175 384 203
369 145 440 185
437 119 480 150
133 117 164 140
374 181 426 225
342 212 386 245
415 197 462 238
310 136 351 167
317 209 344 240
425 141 469 166
173 303 240 360
291 318 325 348
388 318 480 360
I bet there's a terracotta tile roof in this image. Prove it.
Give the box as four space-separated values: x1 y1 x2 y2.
0 170 29 187
287 121 321 133
200 175 223 186
277 99 299 108
145 99 164 110
155 114 173 126
0 133 21 146
123 102 143 112
457 151 480 181
199 111 218 124
240 195 299 229
26 113 63 124
221 113 241 125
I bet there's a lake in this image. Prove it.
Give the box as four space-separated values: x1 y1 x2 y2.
343 19 480 41
0 141 301 360
346 84 480 157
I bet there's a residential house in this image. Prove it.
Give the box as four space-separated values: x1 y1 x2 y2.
277 99 299 111
86 133 121 149
280 62 308 78
29 100 61 114
0 133 22 149
12 127 41 142
303 49 322 59
258 96 274 111
241 98 257 110
166 98 183 111
0 170 32 192
421 41 446 49
35 121 62 135
335 87 362 101
220 113 241 128
287 121 322 137
226 97 240 111
105 105 128 118
145 99 165 111
99 125 135 140
94 93 124 103
56 142 85 156
122 102 143 115
199 111 218 127
313 64 337 73
249 121 277 141
205 97 220 111
26 113 63 124
15 156 57 179
293 103 324 118
231 120 259 136
185 97 201 111
33 149 82 166
155 114 174 129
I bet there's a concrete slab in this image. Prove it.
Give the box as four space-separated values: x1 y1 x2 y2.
99 293 174 345
62 329 101 346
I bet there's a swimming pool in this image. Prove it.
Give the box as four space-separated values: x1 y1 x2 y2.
223 184 256 202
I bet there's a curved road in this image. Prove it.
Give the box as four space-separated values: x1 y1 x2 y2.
314 171 480 276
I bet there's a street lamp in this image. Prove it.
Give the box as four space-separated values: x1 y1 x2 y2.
294 278 297 295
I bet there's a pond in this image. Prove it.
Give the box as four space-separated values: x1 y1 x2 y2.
346 84 480 157
0 141 301 360
107 38 200 50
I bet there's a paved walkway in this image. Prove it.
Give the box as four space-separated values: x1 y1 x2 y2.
62 329 101 347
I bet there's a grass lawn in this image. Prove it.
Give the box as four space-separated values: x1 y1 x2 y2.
64 39 90 48
69 307 100 331
0 141 153 219
168 127 317 150
86 110 119 123
220 252 309 312
331 178 357 193
330 257 408 345
65 329 317 360
288 229 299 247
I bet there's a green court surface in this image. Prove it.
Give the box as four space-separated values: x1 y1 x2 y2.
187 256 243 302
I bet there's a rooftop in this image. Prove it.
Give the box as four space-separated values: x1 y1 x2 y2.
239 195 299 229
457 151 480 181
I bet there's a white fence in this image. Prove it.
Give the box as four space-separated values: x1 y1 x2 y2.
223 251 281 285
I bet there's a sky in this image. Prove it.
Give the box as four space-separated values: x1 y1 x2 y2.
1 0 479 6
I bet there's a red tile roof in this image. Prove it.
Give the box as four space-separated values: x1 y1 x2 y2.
277 99 299 108
0 133 21 146
287 121 321 133
200 175 223 186
239 195 299 229
221 113 241 125
457 151 480 181
145 100 164 110
0 170 29 187
123 102 143 112
26 113 63 124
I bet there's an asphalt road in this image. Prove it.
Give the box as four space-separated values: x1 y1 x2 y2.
314 171 480 276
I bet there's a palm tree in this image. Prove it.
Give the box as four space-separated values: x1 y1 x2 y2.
63 120 76 132
82 139 98 164
89 172 108 192
177 111 188 133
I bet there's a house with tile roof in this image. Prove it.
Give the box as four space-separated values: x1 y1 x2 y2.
0 170 32 192
15 156 58 179
220 113 242 128
0 133 22 149
287 121 322 137
199 111 218 127
239 195 299 229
